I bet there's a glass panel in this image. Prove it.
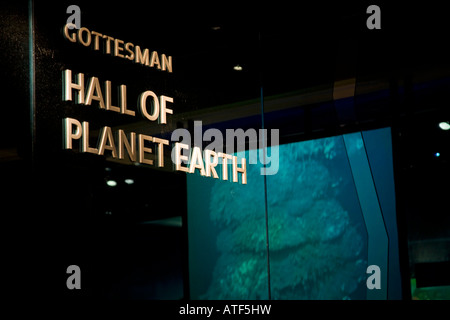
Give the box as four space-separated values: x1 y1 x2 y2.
362 128 402 299
267 136 368 299
187 150 269 299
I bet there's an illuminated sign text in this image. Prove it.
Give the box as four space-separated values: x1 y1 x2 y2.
63 24 173 73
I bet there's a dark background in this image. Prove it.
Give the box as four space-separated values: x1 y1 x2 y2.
1 0 449 299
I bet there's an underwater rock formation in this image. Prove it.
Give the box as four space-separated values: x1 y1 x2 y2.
203 136 367 299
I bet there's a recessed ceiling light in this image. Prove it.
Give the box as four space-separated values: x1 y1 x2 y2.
124 178 134 185
233 64 242 71
438 121 450 130
106 180 117 187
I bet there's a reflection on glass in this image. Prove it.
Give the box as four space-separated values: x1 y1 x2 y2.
266 137 368 299
188 150 268 299
188 129 402 300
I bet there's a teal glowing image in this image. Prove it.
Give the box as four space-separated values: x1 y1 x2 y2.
265 136 367 299
187 127 401 300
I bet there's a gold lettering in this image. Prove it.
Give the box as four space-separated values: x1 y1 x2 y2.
62 26 173 73
98 126 117 158
82 121 99 154
152 137 169 167
103 35 114 54
204 149 219 179
120 85 135 116
139 91 159 121
159 95 173 124
232 156 247 184
78 27 91 47
105 81 120 113
161 54 172 73
85 76 106 109
124 42 135 61
114 38 124 58
118 130 136 162
64 117 82 149
138 134 154 165
63 69 85 104
174 143 189 173
189 146 206 176
135 46 149 66
63 24 77 43
149 51 161 69
218 152 232 181
91 31 103 50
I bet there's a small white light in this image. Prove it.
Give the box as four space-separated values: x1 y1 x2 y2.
124 178 134 185
434 152 441 157
106 180 117 187
233 64 242 71
438 121 450 130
